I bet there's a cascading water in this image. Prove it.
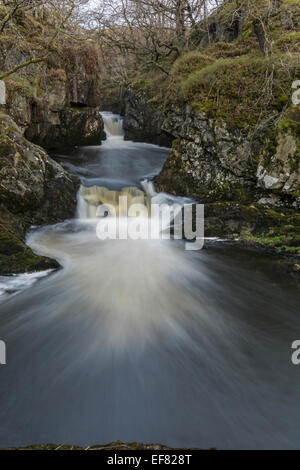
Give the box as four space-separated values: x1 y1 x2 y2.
78 185 150 219
78 111 185 229
78 111 149 220
0 111 299 450
100 111 124 139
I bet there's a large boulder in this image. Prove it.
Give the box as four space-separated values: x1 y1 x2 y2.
25 101 105 151
123 88 172 147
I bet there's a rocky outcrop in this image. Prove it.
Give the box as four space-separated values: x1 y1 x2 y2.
1 24 105 151
25 103 105 151
155 106 299 209
3 75 105 151
123 89 172 147
120 88 299 261
119 86 299 209
0 113 79 275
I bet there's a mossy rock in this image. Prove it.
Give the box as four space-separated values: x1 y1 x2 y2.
205 39 257 59
0 227 59 275
179 54 300 133
0 251 59 276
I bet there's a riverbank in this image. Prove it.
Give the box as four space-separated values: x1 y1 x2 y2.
2 441 177 450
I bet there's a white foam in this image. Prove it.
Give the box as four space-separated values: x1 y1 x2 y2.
0 270 53 298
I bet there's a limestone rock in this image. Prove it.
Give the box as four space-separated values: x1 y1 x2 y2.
257 133 299 195
123 89 172 147
0 113 80 274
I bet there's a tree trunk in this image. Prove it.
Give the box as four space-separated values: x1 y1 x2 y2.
237 8 244 37
253 19 266 54
175 0 186 43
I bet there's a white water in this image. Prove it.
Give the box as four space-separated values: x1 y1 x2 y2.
100 111 124 139
0 270 53 298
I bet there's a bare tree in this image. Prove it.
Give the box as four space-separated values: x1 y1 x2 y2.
89 0 221 79
0 0 88 80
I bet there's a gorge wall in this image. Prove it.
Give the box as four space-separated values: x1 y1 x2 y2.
0 7 105 274
0 113 79 274
1 45 105 150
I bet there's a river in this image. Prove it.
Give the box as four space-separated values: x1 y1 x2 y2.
0 113 299 450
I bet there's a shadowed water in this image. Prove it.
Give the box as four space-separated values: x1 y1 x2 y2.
0 115 299 449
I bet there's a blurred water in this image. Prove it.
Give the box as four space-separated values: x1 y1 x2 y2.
0 119 299 449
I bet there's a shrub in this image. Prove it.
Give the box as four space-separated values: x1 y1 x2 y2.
170 51 213 80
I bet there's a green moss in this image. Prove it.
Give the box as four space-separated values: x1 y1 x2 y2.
179 54 299 132
241 221 300 254
234 188 249 203
278 117 300 135
265 209 286 222
0 139 15 157
205 39 257 59
275 31 300 52
170 52 213 79
241 205 261 222
277 108 300 140
0 226 59 275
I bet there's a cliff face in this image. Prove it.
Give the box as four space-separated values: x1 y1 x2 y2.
2 52 105 150
123 89 172 147
0 8 105 274
119 90 299 267
155 107 299 208
120 92 299 208
0 8 105 150
117 0 300 261
0 113 79 274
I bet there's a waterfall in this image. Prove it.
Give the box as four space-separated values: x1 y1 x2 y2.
76 112 191 234
77 185 150 219
100 111 124 139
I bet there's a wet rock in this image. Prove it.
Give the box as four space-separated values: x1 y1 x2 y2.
257 133 299 195
155 108 299 208
0 113 80 275
3 441 192 451
25 104 105 151
0 228 59 275
123 89 172 147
